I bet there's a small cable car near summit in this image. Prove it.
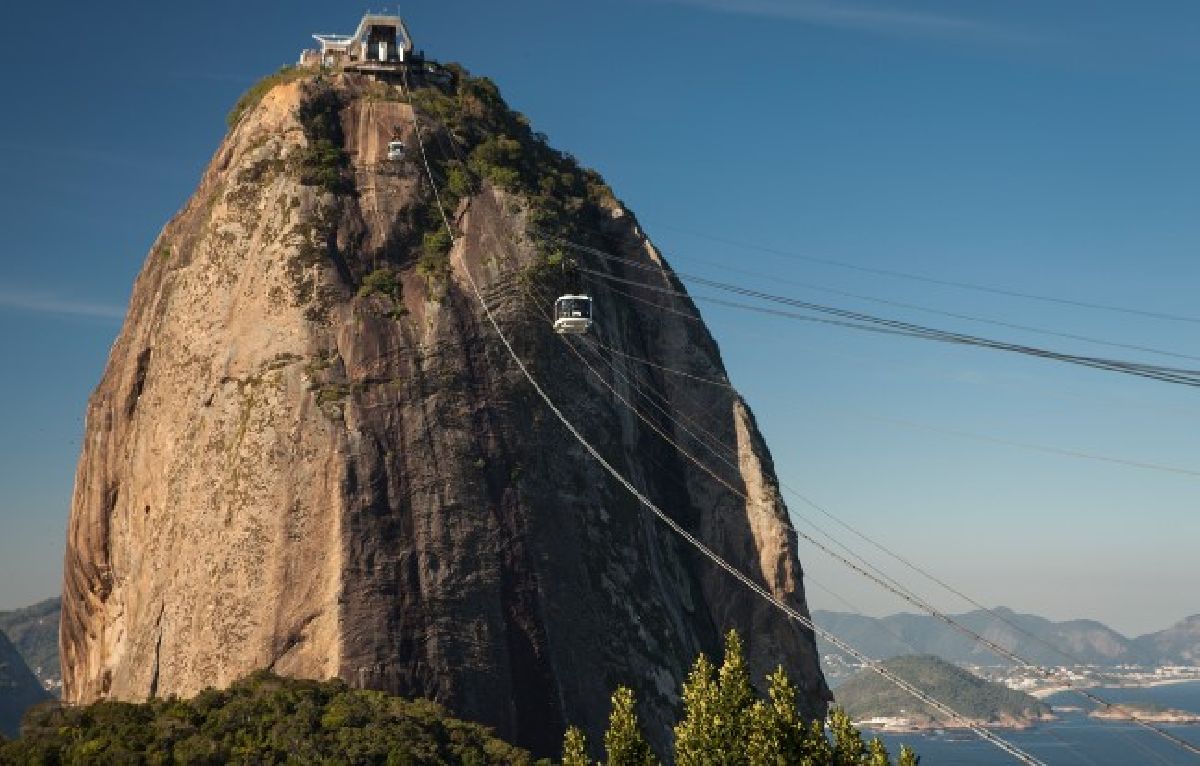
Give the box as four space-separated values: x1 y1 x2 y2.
553 294 593 334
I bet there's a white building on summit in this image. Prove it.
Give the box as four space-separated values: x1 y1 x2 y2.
300 14 416 72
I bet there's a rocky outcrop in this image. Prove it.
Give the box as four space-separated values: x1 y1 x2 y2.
61 70 828 756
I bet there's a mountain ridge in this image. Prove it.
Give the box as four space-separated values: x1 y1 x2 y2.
0 597 61 694
815 608 1197 674
0 628 50 738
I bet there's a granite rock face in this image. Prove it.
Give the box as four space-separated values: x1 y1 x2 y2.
61 72 829 756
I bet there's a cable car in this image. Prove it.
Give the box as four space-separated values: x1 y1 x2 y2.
386 140 406 161
553 294 593 334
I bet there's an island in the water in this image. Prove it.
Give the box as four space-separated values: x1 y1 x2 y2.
1090 702 1200 724
835 655 1054 731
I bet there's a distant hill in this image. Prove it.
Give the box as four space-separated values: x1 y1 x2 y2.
1136 615 1200 665
834 655 1051 727
815 607 1159 674
0 598 60 693
0 629 50 738
0 670 538 763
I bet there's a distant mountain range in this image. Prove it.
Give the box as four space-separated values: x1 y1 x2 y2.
1 598 1195 706
0 629 49 738
815 608 1200 677
1134 614 1200 665
0 598 60 693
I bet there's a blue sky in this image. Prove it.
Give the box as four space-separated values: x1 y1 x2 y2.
0 0 1196 636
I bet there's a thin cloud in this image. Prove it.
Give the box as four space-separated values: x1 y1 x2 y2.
0 288 125 321
661 0 1023 43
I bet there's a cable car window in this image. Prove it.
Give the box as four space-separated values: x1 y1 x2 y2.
558 298 590 318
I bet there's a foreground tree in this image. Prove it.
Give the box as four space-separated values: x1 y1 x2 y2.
562 726 590 766
673 652 722 765
564 630 919 765
829 707 868 765
604 687 658 766
746 666 832 765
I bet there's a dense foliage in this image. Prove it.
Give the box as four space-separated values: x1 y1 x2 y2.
0 671 544 765
565 632 919 766
834 654 1050 724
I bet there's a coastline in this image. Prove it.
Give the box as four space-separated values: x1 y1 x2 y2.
854 713 1052 733
1090 705 1200 724
1032 676 1200 700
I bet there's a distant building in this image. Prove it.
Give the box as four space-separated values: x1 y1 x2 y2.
300 14 424 74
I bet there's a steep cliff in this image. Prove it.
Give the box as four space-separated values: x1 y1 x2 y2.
61 67 829 755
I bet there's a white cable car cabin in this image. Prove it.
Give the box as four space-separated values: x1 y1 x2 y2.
553 294 593 334
386 140 406 161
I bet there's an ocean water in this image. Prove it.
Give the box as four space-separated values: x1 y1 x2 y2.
869 680 1200 765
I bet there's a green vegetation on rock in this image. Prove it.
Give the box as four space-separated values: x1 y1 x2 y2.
227 66 308 129
295 81 355 195
834 654 1051 725
18 632 886 761
564 631 919 765
0 671 545 765
358 268 403 301
405 65 617 291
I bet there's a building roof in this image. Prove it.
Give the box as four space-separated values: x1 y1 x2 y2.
312 14 414 55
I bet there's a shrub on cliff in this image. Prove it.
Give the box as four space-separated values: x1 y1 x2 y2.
295 81 355 195
564 631 920 766
227 66 308 129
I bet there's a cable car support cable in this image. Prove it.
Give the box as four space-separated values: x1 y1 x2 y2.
400 71 1053 766
560 250 1200 388
402 75 1200 760
536 290 1200 758
539 233 1200 383
644 220 1200 326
